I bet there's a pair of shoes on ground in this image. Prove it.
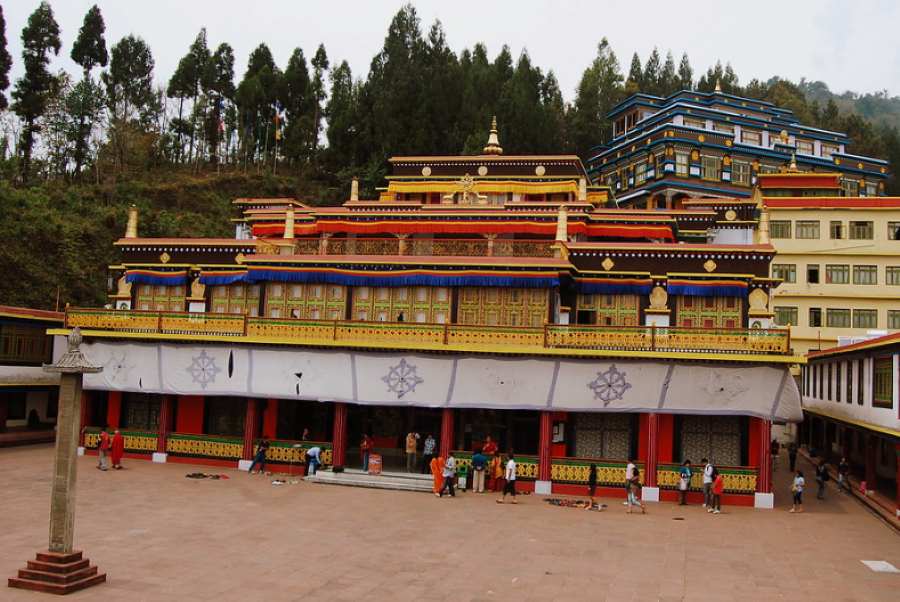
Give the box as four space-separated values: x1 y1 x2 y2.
706 508 720 514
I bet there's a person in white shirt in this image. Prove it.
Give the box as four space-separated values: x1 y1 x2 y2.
438 453 456 498
496 454 517 504
702 458 714 508
306 446 322 476
624 459 636 506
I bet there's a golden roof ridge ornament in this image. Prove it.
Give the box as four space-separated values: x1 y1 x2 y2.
483 116 503 155
125 205 138 239
789 151 798 171
714 79 722 93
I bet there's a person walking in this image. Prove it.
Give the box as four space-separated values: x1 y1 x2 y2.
838 457 850 493
247 437 270 475
497 453 518 504
430 454 444 494
471 449 488 493
678 460 692 506
421 433 436 474
305 445 322 476
624 458 636 506
438 453 456 497
626 467 645 514
111 429 125 470
770 438 780 472
815 460 829 500
790 470 805 513
360 433 373 471
709 470 724 514
489 452 504 492
702 458 715 508
586 464 598 509
97 427 111 471
405 431 419 473
788 442 798 472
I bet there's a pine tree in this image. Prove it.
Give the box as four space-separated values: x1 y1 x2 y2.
642 48 661 95
420 20 462 153
569 38 624 158
0 6 14 111
202 43 235 164
677 53 693 90
325 60 359 175
69 4 108 176
625 52 642 94
659 51 677 96
235 44 280 167
309 44 329 163
11 1 61 183
281 47 311 164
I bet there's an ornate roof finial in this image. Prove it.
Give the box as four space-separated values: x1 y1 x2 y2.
483 116 503 155
125 205 138 239
714 79 722 93
789 151 798 171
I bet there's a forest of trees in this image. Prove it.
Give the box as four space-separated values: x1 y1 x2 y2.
1 2 899 309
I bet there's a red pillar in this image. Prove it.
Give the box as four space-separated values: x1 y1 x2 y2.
106 391 122 428
538 411 552 482
439 408 454 459
757 418 773 493
242 399 260 461
332 402 348 471
175 395 204 434
157 396 174 454
262 399 278 439
645 413 659 487
864 434 877 493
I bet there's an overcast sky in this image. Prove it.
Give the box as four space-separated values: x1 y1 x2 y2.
5 0 899 103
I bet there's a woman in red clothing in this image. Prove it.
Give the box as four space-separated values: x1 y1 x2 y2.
111 429 125 469
710 471 725 514
97 427 111 471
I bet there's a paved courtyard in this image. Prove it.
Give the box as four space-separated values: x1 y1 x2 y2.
1 445 897 601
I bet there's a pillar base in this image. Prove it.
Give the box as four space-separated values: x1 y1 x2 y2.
76 447 85 457
8 550 106 595
641 486 660 502
152 452 167 463
754 492 774 509
237 459 253 472
534 480 552 495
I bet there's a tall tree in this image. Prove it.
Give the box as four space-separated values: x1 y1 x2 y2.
309 44 329 163
625 52 642 94
167 30 209 163
325 60 359 175
659 51 677 96
642 48 661 95
202 43 235 164
0 6 13 110
69 4 107 176
281 47 311 164
11 1 61 183
568 38 624 158
235 43 280 167
419 20 462 153
677 53 693 90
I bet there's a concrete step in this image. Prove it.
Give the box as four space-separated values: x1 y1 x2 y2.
8 572 106 594
305 469 434 493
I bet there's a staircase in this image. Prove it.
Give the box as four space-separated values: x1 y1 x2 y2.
305 468 436 493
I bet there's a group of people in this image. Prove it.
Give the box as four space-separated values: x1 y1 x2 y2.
790 455 852 513
95 427 125 471
674 458 725 513
425 436 519 503
246 437 323 477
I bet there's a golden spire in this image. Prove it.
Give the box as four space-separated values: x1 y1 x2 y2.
789 151 798 171
714 79 722 93
350 177 359 202
483 116 503 155
283 206 295 240
125 205 138 239
752 186 770 244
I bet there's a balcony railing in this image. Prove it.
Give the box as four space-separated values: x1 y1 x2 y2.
291 237 555 258
0 331 53 365
64 307 792 356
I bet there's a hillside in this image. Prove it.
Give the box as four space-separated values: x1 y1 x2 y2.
800 80 900 132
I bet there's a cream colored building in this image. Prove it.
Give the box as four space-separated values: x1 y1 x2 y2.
760 173 900 354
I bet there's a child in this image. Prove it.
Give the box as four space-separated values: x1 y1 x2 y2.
678 460 692 506
626 468 645 514
790 470 805 513
586 464 598 510
709 471 724 514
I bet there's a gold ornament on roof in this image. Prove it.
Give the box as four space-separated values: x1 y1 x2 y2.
703 259 717 273
601 257 615 271
421 166 432 177
159 251 171 264
482 116 503 155
725 209 737 221
648 286 668 310
442 173 486 205
235 253 246 264
115 275 132 297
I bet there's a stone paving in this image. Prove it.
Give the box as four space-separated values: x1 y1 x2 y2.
1 444 898 601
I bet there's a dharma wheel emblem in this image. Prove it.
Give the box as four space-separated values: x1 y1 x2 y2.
382 358 424 399
187 350 222 390
587 364 632 407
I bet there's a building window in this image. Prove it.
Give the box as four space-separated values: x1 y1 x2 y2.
865 182 878 196
732 160 750 186
770 221 792 239
796 139 813 155
772 264 796 283
826 308 851 328
701 156 721 181
713 123 734 135
683 117 706 129
210 284 261 316
853 309 878 329
654 154 664 178
675 151 689 176
825 265 849 284
842 179 860 197
121 393 160 431
204 397 246 437
821 143 839 158
634 161 647 185
796 220 820 239
887 310 900 329
809 307 822 327
857 360 864 405
829 221 844 239
741 129 761 145
774 306 798 326
872 357 893 408
135 284 186 312
849 221 873 239
807 264 820 284
758 163 778 174
887 267 900 285
852 265 877 285
888 222 900 240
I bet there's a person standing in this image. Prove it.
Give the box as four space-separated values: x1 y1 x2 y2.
97 427 111 471
405 431 419 473
421 434 436 474
247 437 270 475
471 449 488 493
770 438 780 472
301 427 310 441
360 433 373 472
815 460 829 500
709 471 724 514
430 454 444 494
489 452 504 492
305 445 322 476
790 470 805 513
624 458 636 506
497 453 518 504
678 460 692 506
482 435 498 457
626 468 645 514
111 429 125 470
788 442 798 472
838 457 850 493
702 458 715 508
586 464 598 509
438 453 456 497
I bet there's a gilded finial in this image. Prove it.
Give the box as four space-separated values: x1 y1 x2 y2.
483 116 503 155
789 151 797 171
125 205 138 239
714 79 722 93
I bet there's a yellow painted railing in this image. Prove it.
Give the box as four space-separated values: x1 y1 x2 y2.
65 308 792 355
296 237 555 258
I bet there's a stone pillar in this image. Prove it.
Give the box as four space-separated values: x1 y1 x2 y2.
642 413 660 502
331 402 348 472
239 399 260 470
153 396 174 463
485 234 496 257
439 408 454 459
535 410 552 495
397 233 409 256
318 233 332 255
755 418 774 509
